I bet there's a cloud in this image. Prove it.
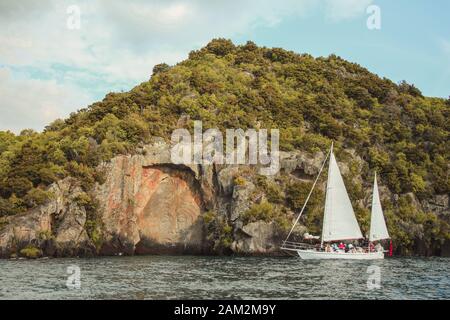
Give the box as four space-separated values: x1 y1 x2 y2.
93 0 317 54
0 0 53 22
325 0 373 22
0 0 315 81
0 0 368 133
0 67 92 132
0 0 320 77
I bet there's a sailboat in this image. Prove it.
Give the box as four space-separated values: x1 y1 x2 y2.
281 143 390 260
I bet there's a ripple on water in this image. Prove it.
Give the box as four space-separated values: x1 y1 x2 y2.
0 256 449 299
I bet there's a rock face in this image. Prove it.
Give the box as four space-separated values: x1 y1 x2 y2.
96 157 208 255
422 195 449 217
232 221 281 255
1 140 449 258
0 139 275 258
280 150 326 178
0 178 95 258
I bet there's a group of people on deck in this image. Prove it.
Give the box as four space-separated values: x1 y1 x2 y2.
324 242 383 253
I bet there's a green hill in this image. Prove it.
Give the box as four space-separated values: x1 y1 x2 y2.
0 39 448 254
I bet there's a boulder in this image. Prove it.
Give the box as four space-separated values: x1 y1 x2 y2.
232 221 281 255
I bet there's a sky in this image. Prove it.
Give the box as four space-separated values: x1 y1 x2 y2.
0 0 449 133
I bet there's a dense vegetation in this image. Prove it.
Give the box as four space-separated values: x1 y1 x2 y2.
0 39 448 254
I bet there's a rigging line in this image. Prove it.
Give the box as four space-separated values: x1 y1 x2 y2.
283 145 332 244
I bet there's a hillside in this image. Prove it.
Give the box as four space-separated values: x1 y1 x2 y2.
0 39 449 256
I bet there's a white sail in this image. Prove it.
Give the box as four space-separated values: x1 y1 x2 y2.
322 150 363 243
369 173 390 242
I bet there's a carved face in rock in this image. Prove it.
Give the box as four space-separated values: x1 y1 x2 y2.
102 161 205 254
135 167 203 247
135 168 201 243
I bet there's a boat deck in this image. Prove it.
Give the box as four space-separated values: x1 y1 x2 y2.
280 241 319 252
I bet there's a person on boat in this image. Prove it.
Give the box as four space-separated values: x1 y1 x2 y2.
325 244 331 252
368 242 375 252
348 243 356 253
338 242 345 251
375 242 383 252
331 243 338 252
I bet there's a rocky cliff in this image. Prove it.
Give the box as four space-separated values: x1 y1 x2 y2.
0 139 281 257
1 139 448 258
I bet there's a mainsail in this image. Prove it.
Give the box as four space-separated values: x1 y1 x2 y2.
369 173 390 242
322 149 363 243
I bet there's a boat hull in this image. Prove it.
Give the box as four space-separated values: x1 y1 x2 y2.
296 250 384 260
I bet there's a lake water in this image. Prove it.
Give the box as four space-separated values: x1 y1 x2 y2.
0 256 449 300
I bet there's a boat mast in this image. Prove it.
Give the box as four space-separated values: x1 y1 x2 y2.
283 142 332 244
321 142 333 248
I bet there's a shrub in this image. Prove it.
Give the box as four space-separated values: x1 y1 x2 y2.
24 188 53 207
0 197 20 216
234 176 247 187
85 220 103 250
153 63 170 74
242 201 275 224
19 245 42 259
203 210 233 253
74 192 92 207
203 210 216 225
266 184 284 204
38 230 54 241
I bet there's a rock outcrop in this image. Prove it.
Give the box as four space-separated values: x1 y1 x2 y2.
0 178 95 258
1 140 448 258
232 221 282 255
422 195 449 217
96 156 209 255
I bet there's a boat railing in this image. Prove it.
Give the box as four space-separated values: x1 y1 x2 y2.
281 241 318 251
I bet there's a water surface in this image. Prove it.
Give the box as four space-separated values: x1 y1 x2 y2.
0 256 448 299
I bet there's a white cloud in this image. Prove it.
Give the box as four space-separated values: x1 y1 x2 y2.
0 67 92 132
325 0 373 22
0 0 368 133
0 0 317 83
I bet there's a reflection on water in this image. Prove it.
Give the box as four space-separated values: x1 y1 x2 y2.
0 255 449 299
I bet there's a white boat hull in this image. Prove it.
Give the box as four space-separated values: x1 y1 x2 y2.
296 250 384 260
